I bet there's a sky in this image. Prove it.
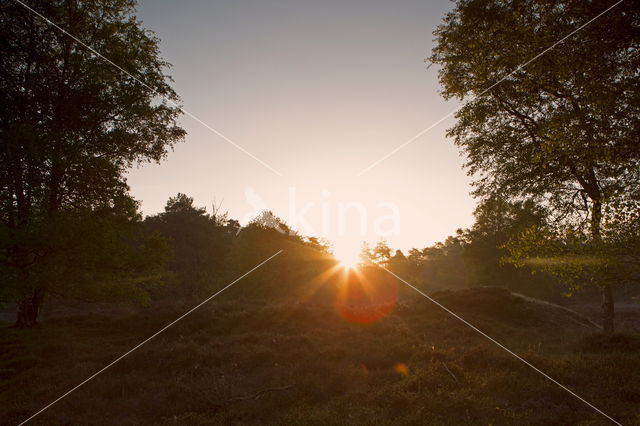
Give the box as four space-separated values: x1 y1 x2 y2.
128 0 474 255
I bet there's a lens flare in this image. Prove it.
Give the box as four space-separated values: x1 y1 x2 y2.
394 362 410 376
332 242 360 269
331 266 399 324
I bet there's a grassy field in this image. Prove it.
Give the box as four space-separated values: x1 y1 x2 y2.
1 287 639 425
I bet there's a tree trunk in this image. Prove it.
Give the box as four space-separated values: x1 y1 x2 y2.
13 288 45 328
590 198 603 241
601 284 614 334
590 198 615 333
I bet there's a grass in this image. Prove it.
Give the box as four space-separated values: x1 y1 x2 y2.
1 287 639 425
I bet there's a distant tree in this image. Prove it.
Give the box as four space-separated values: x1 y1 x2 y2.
424 234 469 290
305 236 331 254
390 249 406 263
247 210 294 236
144 194 232 298
405 248 430 285
164 193 206 216
225 213 322 300
430 0 640 331
0 0 185 326
360 240 392 266
397 235 468 291
386 249 408 277
464 198 559 298
399 200 558 298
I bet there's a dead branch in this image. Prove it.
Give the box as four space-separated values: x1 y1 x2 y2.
442 362 459 384
222 384 295 405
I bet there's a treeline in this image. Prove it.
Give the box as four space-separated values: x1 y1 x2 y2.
0 0 339 328
141 193 334 302
0 190 339 325
2 0 639 332
366 196 640 308
361 199 560 301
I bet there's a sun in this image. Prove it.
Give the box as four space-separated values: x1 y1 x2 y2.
332 240 360 269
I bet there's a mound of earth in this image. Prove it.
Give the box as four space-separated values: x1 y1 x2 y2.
425 286 600 330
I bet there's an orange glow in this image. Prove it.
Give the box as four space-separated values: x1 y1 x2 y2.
394 363 410 376
332 240 360 269
331 266 398 324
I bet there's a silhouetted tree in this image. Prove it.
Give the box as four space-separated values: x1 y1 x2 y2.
225 213 332 301
463 198 559 298
305 236 331 254
144 194 233 298
0 0 185 326
430 0 640 331
386 249 409 278
360 240 392 266
425 234 469 290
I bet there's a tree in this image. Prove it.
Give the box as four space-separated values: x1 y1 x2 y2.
463 198 559 299
0 0 185 326
225 213 322 301
505 196 640 309
304 236 332 254
360 240 392 266
430 0 640 331
423 234 469 290
144 194 235 298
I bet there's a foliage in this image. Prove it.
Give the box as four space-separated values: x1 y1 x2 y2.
504 197 640 295
0 198 169 304
430 0 640 329
224 212 333 301
0 0 185 322
1 0 185 216
463 198 559 298
363 200 560 300
143 194 237 298
406 234 469 290
359 240 392 266
430 0 640 231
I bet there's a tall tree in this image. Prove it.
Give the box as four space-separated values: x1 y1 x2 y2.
430 0 640 331
0 0 185 326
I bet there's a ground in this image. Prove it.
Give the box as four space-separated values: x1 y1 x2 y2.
1 287 639 425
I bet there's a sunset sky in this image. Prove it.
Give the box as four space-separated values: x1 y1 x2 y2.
127 0 473 254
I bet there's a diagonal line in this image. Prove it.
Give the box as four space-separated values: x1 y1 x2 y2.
13 0 283 177
18 250 284 426
357 0 625 176
382 267 622 425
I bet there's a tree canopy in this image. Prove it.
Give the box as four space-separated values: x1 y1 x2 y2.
430 0 640 331
430 0 640 230
0 0 185 326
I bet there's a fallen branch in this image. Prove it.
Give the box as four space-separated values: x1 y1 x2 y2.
223 384 295 404
442 362 459 384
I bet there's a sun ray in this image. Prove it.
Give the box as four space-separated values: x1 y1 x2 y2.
332 239 361 269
